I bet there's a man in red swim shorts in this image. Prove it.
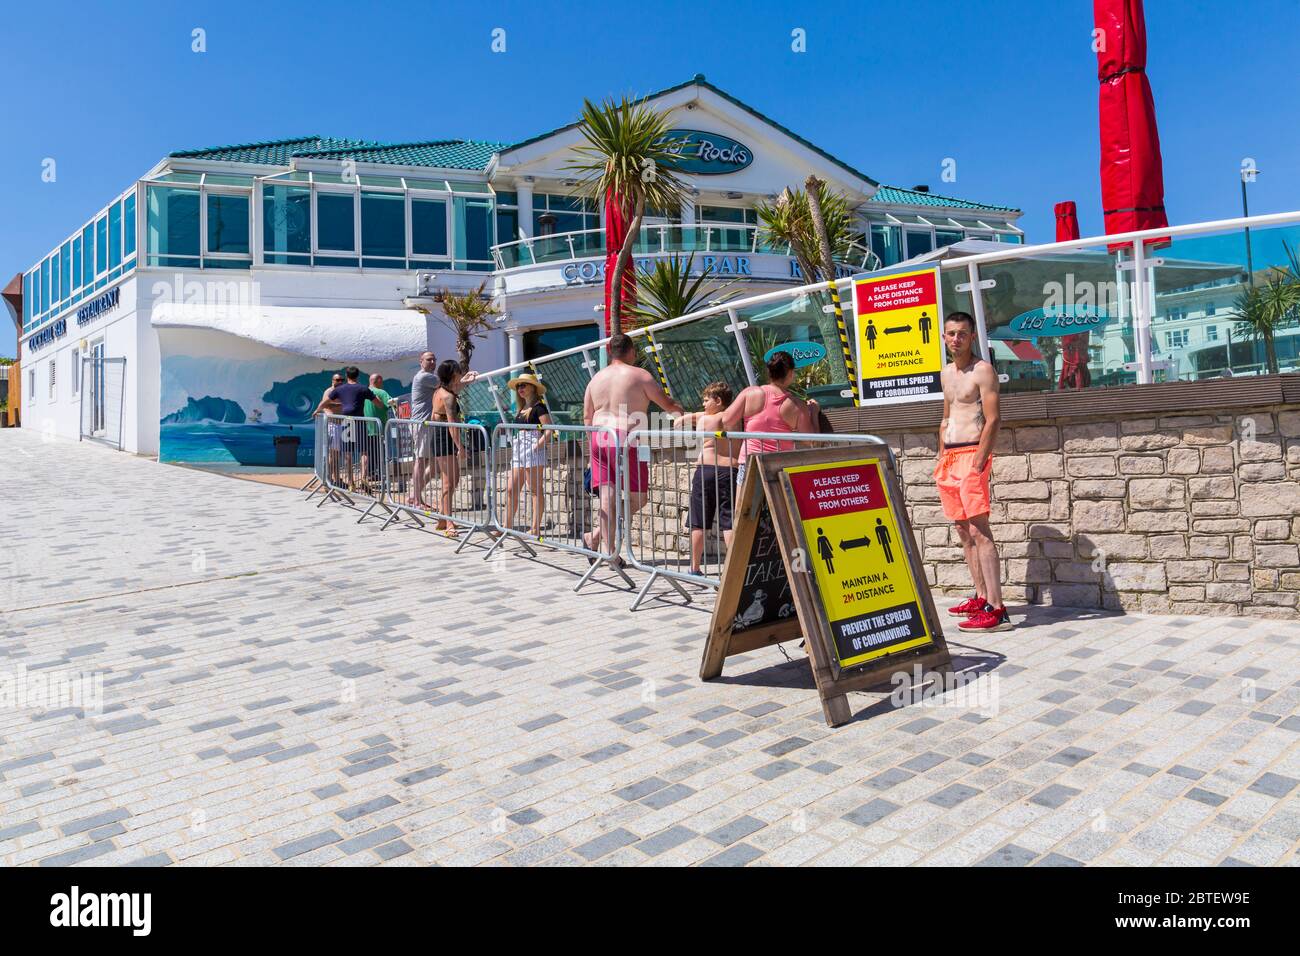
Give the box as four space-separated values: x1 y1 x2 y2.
935 312 1011 632
583 333 683 560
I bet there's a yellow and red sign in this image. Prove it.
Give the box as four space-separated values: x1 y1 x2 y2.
853 267 945 404
784 458 934 670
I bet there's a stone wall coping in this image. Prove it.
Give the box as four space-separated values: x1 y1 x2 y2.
826 372 1300 434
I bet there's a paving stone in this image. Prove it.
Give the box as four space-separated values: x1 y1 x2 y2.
976 843 1039 867
701 843 764 867
634 826 697 857
705 815 766 846
572 828 639 861
1029 784 1081 809
1249 773 1298 799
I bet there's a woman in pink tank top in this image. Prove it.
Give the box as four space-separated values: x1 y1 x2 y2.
722 349 820 488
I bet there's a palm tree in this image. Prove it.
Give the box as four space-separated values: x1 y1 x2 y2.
1231 276 1298 375
755 182 855 283
433 281 500 370
565 96 688 335
627 253 737 329
756 182 856 384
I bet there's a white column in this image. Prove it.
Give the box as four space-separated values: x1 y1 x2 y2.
507 327 524 367
680 195 696 225
515 180 534 240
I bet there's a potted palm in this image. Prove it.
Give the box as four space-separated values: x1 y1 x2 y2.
433 281 500 370
565 95 688 336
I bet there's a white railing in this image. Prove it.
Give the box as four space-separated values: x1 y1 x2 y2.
463 208 1300 413
491 222 881 273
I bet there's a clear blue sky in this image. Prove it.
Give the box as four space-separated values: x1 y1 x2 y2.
3 0 1299 358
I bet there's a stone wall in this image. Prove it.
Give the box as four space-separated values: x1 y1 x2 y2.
871 405 1300 619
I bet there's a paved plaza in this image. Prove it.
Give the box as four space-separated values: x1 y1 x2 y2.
1 428 1298 867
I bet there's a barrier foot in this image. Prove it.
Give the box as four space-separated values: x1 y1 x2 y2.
630 570 693 612
300 475 321 493
575 556 633 593
454 526 487 555
357 501 378 524
484 533 537 561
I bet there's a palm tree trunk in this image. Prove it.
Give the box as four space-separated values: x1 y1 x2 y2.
1266 329 1279 375
805 175 858 405
609 194 644 336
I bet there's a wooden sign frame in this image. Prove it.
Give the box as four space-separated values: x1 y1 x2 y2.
701 443 952 727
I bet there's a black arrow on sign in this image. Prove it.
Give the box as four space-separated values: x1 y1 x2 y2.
840 536 872 551
883 324 912 335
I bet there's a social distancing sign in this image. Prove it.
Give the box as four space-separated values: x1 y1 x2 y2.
702 445 950 727
784 458 934 669
853 267 945 404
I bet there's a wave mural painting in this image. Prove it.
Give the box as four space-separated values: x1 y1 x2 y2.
157 326 414 466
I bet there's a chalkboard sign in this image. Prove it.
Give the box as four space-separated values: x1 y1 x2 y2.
701 445 952 727
701 465 805 679
729 493 797 633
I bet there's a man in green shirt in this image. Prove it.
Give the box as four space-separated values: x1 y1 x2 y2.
362 373 396 489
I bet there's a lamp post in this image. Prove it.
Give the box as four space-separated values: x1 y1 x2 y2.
1241 166 1260 285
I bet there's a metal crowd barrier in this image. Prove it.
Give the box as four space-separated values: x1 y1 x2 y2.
622 428 892 611
302 414 327 498
382 419 493 552
484 422 634 592
311 413 390 522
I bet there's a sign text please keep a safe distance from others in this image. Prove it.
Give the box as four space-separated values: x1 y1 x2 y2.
853 267 945 405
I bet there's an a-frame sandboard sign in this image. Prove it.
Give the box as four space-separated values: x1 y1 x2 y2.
701 443 952 728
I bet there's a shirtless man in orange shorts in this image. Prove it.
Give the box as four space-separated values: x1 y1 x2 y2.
935 311 1011 632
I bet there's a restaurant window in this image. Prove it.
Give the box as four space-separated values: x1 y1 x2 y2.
411 197 449 264
533 193 597 237
1167 329 1189 349
147 185 201 267
360 191 405 267
95 215 109 275
261 184 311 265
454 196 494 270
123 192 137 260
207 193 251 256
1205 302 1217 316
72 237 82 296
934 229 963 249
870 224 903 267
81 224 94 286
1207 325 1219 342
60 242 72 302
108 201 123 270
315 191 356 265
905 229 933 259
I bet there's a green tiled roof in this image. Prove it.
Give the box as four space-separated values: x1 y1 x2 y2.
869 185 1019 214
169 136 371 166
169 136 506 170
293 140 508 170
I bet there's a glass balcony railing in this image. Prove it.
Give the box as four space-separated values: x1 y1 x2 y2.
491 222 880 273
459 209 1300 425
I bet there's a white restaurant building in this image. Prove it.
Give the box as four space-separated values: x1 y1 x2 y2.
10 75 1023 464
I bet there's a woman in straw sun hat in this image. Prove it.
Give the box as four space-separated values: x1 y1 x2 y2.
505 373 553 538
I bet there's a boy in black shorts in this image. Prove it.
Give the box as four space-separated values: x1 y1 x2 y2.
678 382 744 576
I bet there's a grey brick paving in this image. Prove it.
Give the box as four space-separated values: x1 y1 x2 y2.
1 429 1297 867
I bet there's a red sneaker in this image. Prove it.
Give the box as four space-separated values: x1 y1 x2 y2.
948 595 987 616
959 606 1012 632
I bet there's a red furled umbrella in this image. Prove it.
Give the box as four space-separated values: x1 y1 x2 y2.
1055 200 1093 389
602 186 637 335
1094 0 1169 250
